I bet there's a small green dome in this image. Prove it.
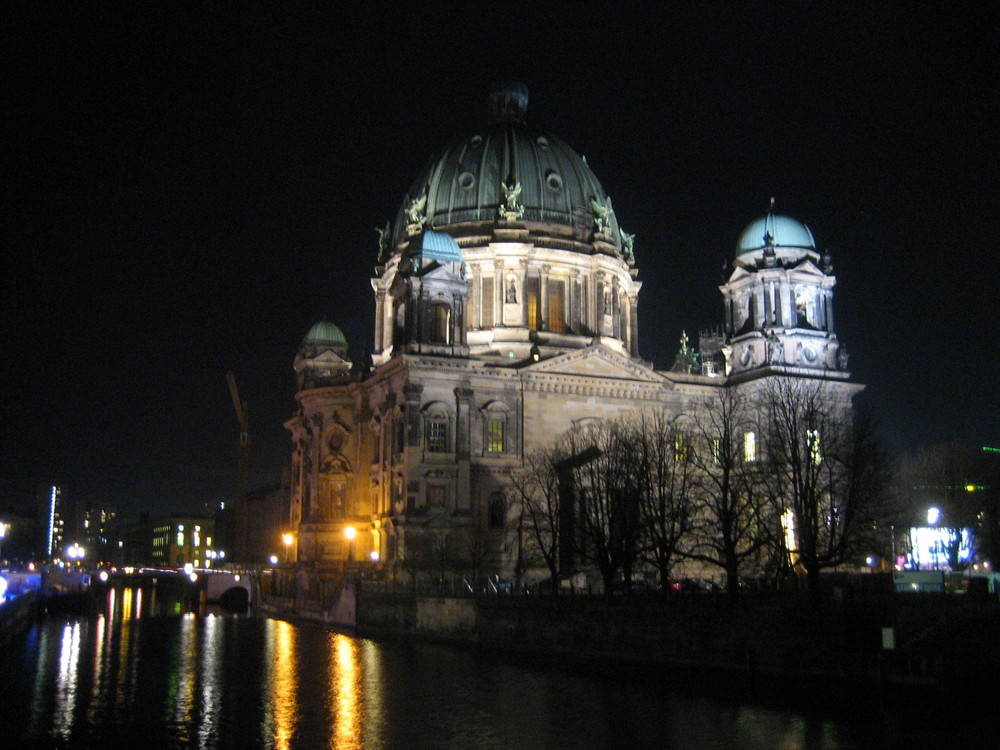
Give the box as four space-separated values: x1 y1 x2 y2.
736 214 816 257
302 320 347 348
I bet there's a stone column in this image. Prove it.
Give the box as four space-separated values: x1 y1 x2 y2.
539 264 550 330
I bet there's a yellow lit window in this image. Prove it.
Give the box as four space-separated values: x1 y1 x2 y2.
743 432 757 463
673 432 688 462
487 419 505 453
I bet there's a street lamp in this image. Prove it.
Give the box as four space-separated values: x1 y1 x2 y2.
66 542 85 565
344 526 356 563
0 521 8 562
282 532 295 563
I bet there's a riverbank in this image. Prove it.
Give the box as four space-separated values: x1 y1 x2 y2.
346 584 999 705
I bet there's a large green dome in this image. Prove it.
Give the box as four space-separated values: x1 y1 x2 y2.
392 84 621 249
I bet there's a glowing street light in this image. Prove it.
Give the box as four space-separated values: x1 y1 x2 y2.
65 542 86 563
344 526 356 563
282 532 295 563
0 521 8 562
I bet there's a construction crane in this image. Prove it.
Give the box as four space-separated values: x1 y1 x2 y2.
226 371 250 564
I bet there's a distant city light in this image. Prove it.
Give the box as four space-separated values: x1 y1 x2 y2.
269 555 278 565
927 507 941 525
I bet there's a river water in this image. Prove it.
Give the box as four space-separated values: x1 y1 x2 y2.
1 588 990 749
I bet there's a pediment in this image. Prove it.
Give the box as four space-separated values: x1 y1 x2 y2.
526 345 664 383
789 258 824 276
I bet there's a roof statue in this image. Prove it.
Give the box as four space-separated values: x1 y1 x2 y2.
671 330 700 373
406 189 428 228
376 221 392 262
620 230 635 262
591 196 613 233
499 180 524 219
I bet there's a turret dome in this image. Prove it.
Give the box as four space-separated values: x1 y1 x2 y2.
301 320 347 350
736 213 816 256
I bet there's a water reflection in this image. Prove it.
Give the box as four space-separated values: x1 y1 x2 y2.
266 617 298 749
6 587 993 750
331 633 361 748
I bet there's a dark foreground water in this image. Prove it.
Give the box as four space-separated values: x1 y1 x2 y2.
1 590 992 749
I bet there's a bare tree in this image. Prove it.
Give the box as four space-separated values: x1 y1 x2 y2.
762 377 891 592
507 445 565 589
571 420 644 594
685 387 773 598
631 409 695 589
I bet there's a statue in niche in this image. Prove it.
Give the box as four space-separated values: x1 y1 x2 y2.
837 345 850 370
375 222 392 262
499 180 524 218
506 277 517 303
767 332 784 364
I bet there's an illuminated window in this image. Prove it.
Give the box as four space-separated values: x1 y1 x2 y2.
430 300 452 344
743 432 757 463
711 438 722 464
806 429 822 465
526 277 540 330
673 432 689 462
177 532 184 546
426 418 448 453
487 419 505 453
548 279 566 333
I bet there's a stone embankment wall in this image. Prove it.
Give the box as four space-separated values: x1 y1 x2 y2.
355 588 1000 694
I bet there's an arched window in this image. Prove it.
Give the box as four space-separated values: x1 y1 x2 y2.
480 401 511 454
430 300 452 344
422 402 452 454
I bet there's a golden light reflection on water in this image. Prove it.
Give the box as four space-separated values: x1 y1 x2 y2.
266 618 299 749
331 633 362 749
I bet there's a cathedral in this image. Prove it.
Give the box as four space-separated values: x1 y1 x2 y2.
284 84 858 583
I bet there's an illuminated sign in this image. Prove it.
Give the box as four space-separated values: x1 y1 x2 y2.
908 526 972 569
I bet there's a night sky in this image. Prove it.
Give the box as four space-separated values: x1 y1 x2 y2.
3 3 997 518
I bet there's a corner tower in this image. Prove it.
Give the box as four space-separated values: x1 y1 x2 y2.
720 204 848 379
371 83 642 366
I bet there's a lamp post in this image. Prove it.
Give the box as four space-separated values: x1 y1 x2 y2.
282 532 295 563
66 542 85 566
344 526 356 564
